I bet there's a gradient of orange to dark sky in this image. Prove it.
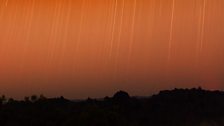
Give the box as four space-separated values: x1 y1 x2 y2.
0 0 224 99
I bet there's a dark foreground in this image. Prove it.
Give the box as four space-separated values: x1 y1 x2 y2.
0 88 224 126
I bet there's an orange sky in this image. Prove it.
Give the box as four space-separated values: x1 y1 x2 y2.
0 0 224 99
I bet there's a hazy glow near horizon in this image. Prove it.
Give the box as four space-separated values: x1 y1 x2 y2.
0 0 224 99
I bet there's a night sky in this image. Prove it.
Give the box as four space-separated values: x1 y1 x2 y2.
0 0 224 99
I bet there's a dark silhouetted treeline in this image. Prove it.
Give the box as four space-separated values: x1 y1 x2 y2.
1 88 224 126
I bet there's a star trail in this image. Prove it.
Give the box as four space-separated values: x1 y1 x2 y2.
0 0 224 99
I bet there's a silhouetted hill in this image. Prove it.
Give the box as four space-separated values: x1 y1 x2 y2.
1 88 224 126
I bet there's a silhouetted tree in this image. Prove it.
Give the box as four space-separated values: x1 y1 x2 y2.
7 98 15 103
24 96 30 102
39 94 47 101
113 90 130 101
31 95 38 102
1 95 6 103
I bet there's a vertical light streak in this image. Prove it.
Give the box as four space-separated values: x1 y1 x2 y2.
195 0 206 68
49 2 62 60
24 0 35 50
195 2 203 67
59 0 72 67
0 0 6 24
73 0 87 73
61 0 72 47
127 0 137 62
117 0 125 51
4 0 18 59
0 1 3 51
115 0 125 70
75 0 86 53
20 0 35 72
62 0 72 51
109 0 118 57
199 0 206 53
5 0 8 7
167 0 175 62
45 1 63 73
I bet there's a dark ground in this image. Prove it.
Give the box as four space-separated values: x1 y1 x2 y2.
0 87 224 126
